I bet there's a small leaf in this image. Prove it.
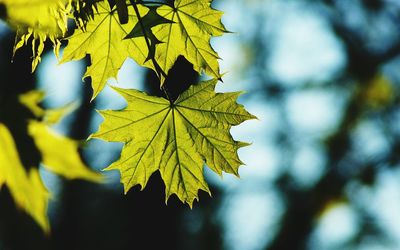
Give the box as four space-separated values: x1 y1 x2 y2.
28 121 103 182
19 90 78 124
18 90 46 118
92 79 256 207
43 102 79 125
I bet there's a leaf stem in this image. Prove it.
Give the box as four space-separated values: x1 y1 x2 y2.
162 86 172 102
137 0 167 6
130 0 171 103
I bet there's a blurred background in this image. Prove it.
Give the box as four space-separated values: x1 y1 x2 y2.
2 0 400 249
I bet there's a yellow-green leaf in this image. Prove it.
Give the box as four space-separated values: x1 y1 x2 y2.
61 0 154 100
152 0 227 83
92 79 256 207
20 91 102 182
18 90 46 117
0 90 102 232
0 0 69 71
0 0 67 34
19 90 78 124
28 121 103 182
0 123 50 232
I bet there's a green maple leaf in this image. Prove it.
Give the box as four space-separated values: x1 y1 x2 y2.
28 121 103 182
20 91 103 182
152 0 228 84
61 0 154 99
0 123 50 231
92 79 256 206
0 91 102 232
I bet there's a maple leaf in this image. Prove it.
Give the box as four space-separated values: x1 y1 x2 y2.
28 121 102 182
61 0 155 100
0 0 69 71
20 91 103 182
0 123 50 231
92 79 256 206
151 0 228 84
0 91 102 232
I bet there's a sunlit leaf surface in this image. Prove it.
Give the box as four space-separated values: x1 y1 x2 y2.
0 91 102 232
152 0 227 83
0 0 69 70
93 79 256 206
61 1 154 99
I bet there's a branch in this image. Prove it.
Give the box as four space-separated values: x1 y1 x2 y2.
129 0 172 102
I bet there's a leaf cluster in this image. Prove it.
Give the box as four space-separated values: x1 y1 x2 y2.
0 0 256 229
0 91 102 232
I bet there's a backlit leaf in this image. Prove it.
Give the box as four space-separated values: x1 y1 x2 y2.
92 79 256 206
61 0 154 100
152 0 228 84
0 0 69 71
125 6 172 64
0 123 50 232
0 90 102 232
28 121 103 182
